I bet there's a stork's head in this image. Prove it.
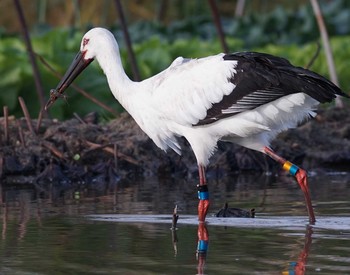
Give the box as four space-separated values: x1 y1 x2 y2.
80 27 117 60
45 28 114 110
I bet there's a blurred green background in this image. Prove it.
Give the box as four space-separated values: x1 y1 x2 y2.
0 0 349 120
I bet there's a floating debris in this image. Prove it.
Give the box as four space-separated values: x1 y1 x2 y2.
215 202 255 218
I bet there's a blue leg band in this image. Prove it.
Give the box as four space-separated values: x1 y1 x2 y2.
289 164 299 176
197 240 209 252
198 191 209 200
197 185 209 200
283 161 299 176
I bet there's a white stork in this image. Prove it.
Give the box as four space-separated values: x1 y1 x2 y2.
45 27 348 224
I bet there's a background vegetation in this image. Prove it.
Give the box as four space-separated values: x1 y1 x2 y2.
0 0 349 120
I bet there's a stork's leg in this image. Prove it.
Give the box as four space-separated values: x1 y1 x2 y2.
264 147 316 224
197 165 210 222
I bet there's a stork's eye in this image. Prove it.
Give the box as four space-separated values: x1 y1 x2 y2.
83 38 90 47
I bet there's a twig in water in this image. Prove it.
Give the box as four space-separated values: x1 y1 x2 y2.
171 205 179 230
171 205 179 257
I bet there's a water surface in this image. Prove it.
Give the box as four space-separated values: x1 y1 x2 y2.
0 172 349 274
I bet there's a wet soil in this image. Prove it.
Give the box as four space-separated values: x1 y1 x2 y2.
1 106 350 186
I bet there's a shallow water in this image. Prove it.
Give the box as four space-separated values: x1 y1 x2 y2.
0 172 350 274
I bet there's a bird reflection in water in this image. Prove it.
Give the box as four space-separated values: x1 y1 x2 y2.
196 223 209 275
184 223 312 275
283 226 313 275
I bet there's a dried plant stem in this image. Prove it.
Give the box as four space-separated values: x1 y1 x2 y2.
114 0 141 81
42 141 66 159
85 140 138 165
305 42 321 70
0 158 3 180
310 0 343 107
208 0 229 53
235 0 246 17
18 97 35 135
3 106 9 144
36 109 45 133
114 143 118 169
73 113 86 124
13 0 46 110
16 119 26 146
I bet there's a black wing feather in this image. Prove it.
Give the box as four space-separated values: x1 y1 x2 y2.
195 52 347 126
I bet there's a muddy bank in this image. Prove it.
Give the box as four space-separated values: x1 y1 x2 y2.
1 106 350 185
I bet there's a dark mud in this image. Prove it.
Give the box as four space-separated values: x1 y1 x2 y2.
1 106 350 186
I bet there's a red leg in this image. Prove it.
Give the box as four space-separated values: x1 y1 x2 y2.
264 147 316 224
197 164 210 223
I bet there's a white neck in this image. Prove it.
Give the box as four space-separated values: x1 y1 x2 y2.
95 41 137 110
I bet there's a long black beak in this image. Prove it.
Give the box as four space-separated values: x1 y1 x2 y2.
44 51 94 110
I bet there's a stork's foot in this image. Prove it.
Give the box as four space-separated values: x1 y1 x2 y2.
283 161 316 224
295 169 316 224
264 148 316 224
